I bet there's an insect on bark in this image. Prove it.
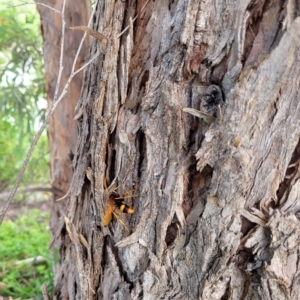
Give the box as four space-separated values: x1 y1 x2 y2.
103 189 135 233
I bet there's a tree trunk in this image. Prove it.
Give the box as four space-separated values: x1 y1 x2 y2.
36 0 90 224
53 1 300 299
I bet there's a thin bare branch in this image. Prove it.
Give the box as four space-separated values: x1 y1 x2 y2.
53 0 67 103
0 186 57 200
70 3 97 76
72 51 100 76
0 116 49 224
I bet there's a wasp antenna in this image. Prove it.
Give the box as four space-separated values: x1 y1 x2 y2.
122 189 136 195
103 176 109 190
111 186 119 193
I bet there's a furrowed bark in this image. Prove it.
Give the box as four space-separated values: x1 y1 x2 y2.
53 1 300 299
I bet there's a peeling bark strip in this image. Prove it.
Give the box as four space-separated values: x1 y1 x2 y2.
53 0 300 299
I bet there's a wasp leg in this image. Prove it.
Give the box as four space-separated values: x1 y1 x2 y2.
112 211 130 234
115 194 139 200
122 189 136 195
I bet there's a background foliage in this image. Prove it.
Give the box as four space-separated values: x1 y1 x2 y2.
0 209 54 298
0 2 53 297
0 2 49 191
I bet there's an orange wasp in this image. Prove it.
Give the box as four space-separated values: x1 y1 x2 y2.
103 188 135 233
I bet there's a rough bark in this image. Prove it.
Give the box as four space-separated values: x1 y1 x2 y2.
36 1 90 224
53 0 300 299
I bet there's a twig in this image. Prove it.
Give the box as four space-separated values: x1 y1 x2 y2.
51 51 100 114
69 3 96 77
53 0 66 104
0 186 57 200
73 51 100 76
0 116 49 225
15 255 47 265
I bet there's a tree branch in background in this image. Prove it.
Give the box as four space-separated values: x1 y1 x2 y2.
0 187 58 201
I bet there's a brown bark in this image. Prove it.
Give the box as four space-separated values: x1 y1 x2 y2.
36 1 90 223
53 0 300 299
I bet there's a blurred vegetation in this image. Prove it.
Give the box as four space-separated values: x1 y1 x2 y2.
0 2 49 191
0 209 55 298
0 2 53 299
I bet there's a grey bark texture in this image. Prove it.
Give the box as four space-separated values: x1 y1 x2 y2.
52 0 300 299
